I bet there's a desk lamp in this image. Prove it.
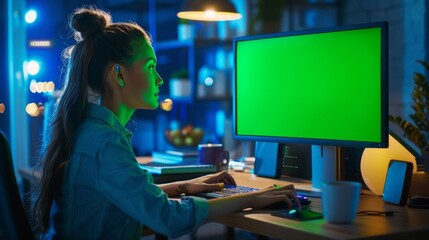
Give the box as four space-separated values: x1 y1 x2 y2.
361 134 418 195
177 0 242 21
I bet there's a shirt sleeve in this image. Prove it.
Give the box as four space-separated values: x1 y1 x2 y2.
96 131 209 238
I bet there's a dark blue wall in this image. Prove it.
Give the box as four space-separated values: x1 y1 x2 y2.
0 1 10 139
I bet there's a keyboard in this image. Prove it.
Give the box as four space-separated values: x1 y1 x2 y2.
196 185 259 198
196 185 311 208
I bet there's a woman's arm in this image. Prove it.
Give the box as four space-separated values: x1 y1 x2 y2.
157 171 300 224
158 171 235 197
158 181 223 197
206 185 300 221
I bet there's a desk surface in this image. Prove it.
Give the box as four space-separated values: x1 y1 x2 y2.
218 171 429 240
19 158 429 240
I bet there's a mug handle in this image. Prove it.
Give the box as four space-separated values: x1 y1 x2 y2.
218 150 229 171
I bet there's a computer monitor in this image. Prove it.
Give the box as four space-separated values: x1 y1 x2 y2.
233 22 389 187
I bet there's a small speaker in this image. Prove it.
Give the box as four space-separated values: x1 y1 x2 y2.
254 141 282 178
361 132 419 195
382 159 413 205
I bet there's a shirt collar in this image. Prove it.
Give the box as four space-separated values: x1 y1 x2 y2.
86 103 133 140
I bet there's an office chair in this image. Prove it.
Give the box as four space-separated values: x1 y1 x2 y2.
0 130 35 240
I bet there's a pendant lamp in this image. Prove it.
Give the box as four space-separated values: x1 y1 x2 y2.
177 0 242 21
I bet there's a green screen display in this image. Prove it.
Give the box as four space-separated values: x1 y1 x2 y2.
234 23 388 147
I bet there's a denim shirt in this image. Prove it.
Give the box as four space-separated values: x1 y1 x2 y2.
46 103 208 239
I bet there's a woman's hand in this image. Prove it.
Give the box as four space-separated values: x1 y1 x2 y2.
158 171 236 197
247 184 301 210
193 170 236 186
176 171 237 195
206 183 301 221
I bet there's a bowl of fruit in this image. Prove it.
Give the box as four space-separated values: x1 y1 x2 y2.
164 124 204 148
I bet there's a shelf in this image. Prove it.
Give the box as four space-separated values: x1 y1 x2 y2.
155 38 233 103
155 39 232 51
107 0 176 12
154 40 192 50
196 96 232 101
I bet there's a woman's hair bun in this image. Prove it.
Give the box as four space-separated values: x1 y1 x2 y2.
70 6 112 40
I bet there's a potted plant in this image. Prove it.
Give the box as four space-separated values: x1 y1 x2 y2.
389 60 429 172
169 68 191 98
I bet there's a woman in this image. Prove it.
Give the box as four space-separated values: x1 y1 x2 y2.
33 6 299 239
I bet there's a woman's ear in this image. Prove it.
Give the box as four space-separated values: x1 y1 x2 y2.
114 65 125 88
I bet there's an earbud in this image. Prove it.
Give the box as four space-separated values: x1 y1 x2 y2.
114 65 125 87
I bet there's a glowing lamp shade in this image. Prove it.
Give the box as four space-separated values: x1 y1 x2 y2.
360 134 418 195
27 60 40 76
25 10 37 24
177 0 242 21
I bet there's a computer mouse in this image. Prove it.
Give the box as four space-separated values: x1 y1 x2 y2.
264 195 311 210
271 207 323 221
408 196 429 208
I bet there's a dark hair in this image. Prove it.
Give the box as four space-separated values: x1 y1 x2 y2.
33 5 152 232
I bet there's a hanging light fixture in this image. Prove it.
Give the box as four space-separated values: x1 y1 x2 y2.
177 0 242 21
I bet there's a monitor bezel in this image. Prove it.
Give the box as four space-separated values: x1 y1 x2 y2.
232 22 389 148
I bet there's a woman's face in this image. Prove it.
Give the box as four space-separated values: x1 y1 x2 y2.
121 41 163 110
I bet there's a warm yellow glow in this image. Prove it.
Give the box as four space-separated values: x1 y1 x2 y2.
29 79 37 93
0 103 5 113
160 98 173 111
46 81 55 92
26 102 39 117
361 134 418 195
36 82 43 93
204 10 216 18
177 11 241 21
27 60 40 75
42 82 47 92
29 40 52 47
30 80 55 93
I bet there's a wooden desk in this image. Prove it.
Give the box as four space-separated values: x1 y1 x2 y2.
217 171 429 240
19 162 429 240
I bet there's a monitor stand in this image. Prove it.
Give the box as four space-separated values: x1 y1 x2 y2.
311 145 344 190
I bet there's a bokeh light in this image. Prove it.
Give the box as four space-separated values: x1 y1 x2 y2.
29 80 55 93
0 103 5 113
27 60 40 75
46 81 55 92
26 102 39 117
204 77 214 86
25 9 37 24
36 82 43 93
29 79 37 93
